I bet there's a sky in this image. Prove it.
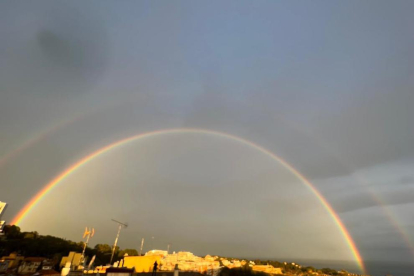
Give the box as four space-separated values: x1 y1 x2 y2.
1 0 414 275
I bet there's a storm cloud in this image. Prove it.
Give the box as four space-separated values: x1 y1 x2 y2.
1 1 414 275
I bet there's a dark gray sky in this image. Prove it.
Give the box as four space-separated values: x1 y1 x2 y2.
1 0 414 274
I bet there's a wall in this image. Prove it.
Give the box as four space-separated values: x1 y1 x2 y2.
123 256 161 273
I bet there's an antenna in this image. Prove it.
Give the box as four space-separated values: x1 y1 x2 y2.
110 219 128 265
112 219 128 227
81 227 95 267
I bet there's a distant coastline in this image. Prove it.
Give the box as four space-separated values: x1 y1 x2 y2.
268 258 414 276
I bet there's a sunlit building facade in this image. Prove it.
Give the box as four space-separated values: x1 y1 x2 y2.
252 265 282 274
121 251 220 275
59 252 82 270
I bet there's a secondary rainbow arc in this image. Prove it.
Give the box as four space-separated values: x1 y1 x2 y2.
11 128 366 273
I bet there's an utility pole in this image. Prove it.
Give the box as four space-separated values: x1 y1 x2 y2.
139 238 145 256
110 219 128 265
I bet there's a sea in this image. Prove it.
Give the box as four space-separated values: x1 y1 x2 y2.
272 259 414 276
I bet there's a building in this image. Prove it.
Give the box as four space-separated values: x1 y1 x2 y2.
0 253 24 272
158 252 220 274
106 267 134 276
32 269 60 276
60 252 82 270
40 260 55 271
145 250 168 258
121 251 220 275
0 201 7 234
122 256 162 273
204 255 215 262
82 265 110 275
252 265 282 274
0 261 9 273
33 261 60 276
17 257 46 274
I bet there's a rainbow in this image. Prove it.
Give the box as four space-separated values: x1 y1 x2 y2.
355 175 414 260
0 113 86 168
11 128 366 273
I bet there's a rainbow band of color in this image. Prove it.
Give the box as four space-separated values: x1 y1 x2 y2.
11 128 365 273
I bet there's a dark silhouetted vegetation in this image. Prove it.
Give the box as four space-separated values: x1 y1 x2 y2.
219 266 267 276
0 225 126 268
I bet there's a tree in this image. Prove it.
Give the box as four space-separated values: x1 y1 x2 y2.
94 244 112 253
321 267 338 275
118 249 138 257
305 266 315 273
3 225 22 239
94 244 118 265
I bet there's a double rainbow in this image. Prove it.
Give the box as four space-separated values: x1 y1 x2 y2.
11 128 366 273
